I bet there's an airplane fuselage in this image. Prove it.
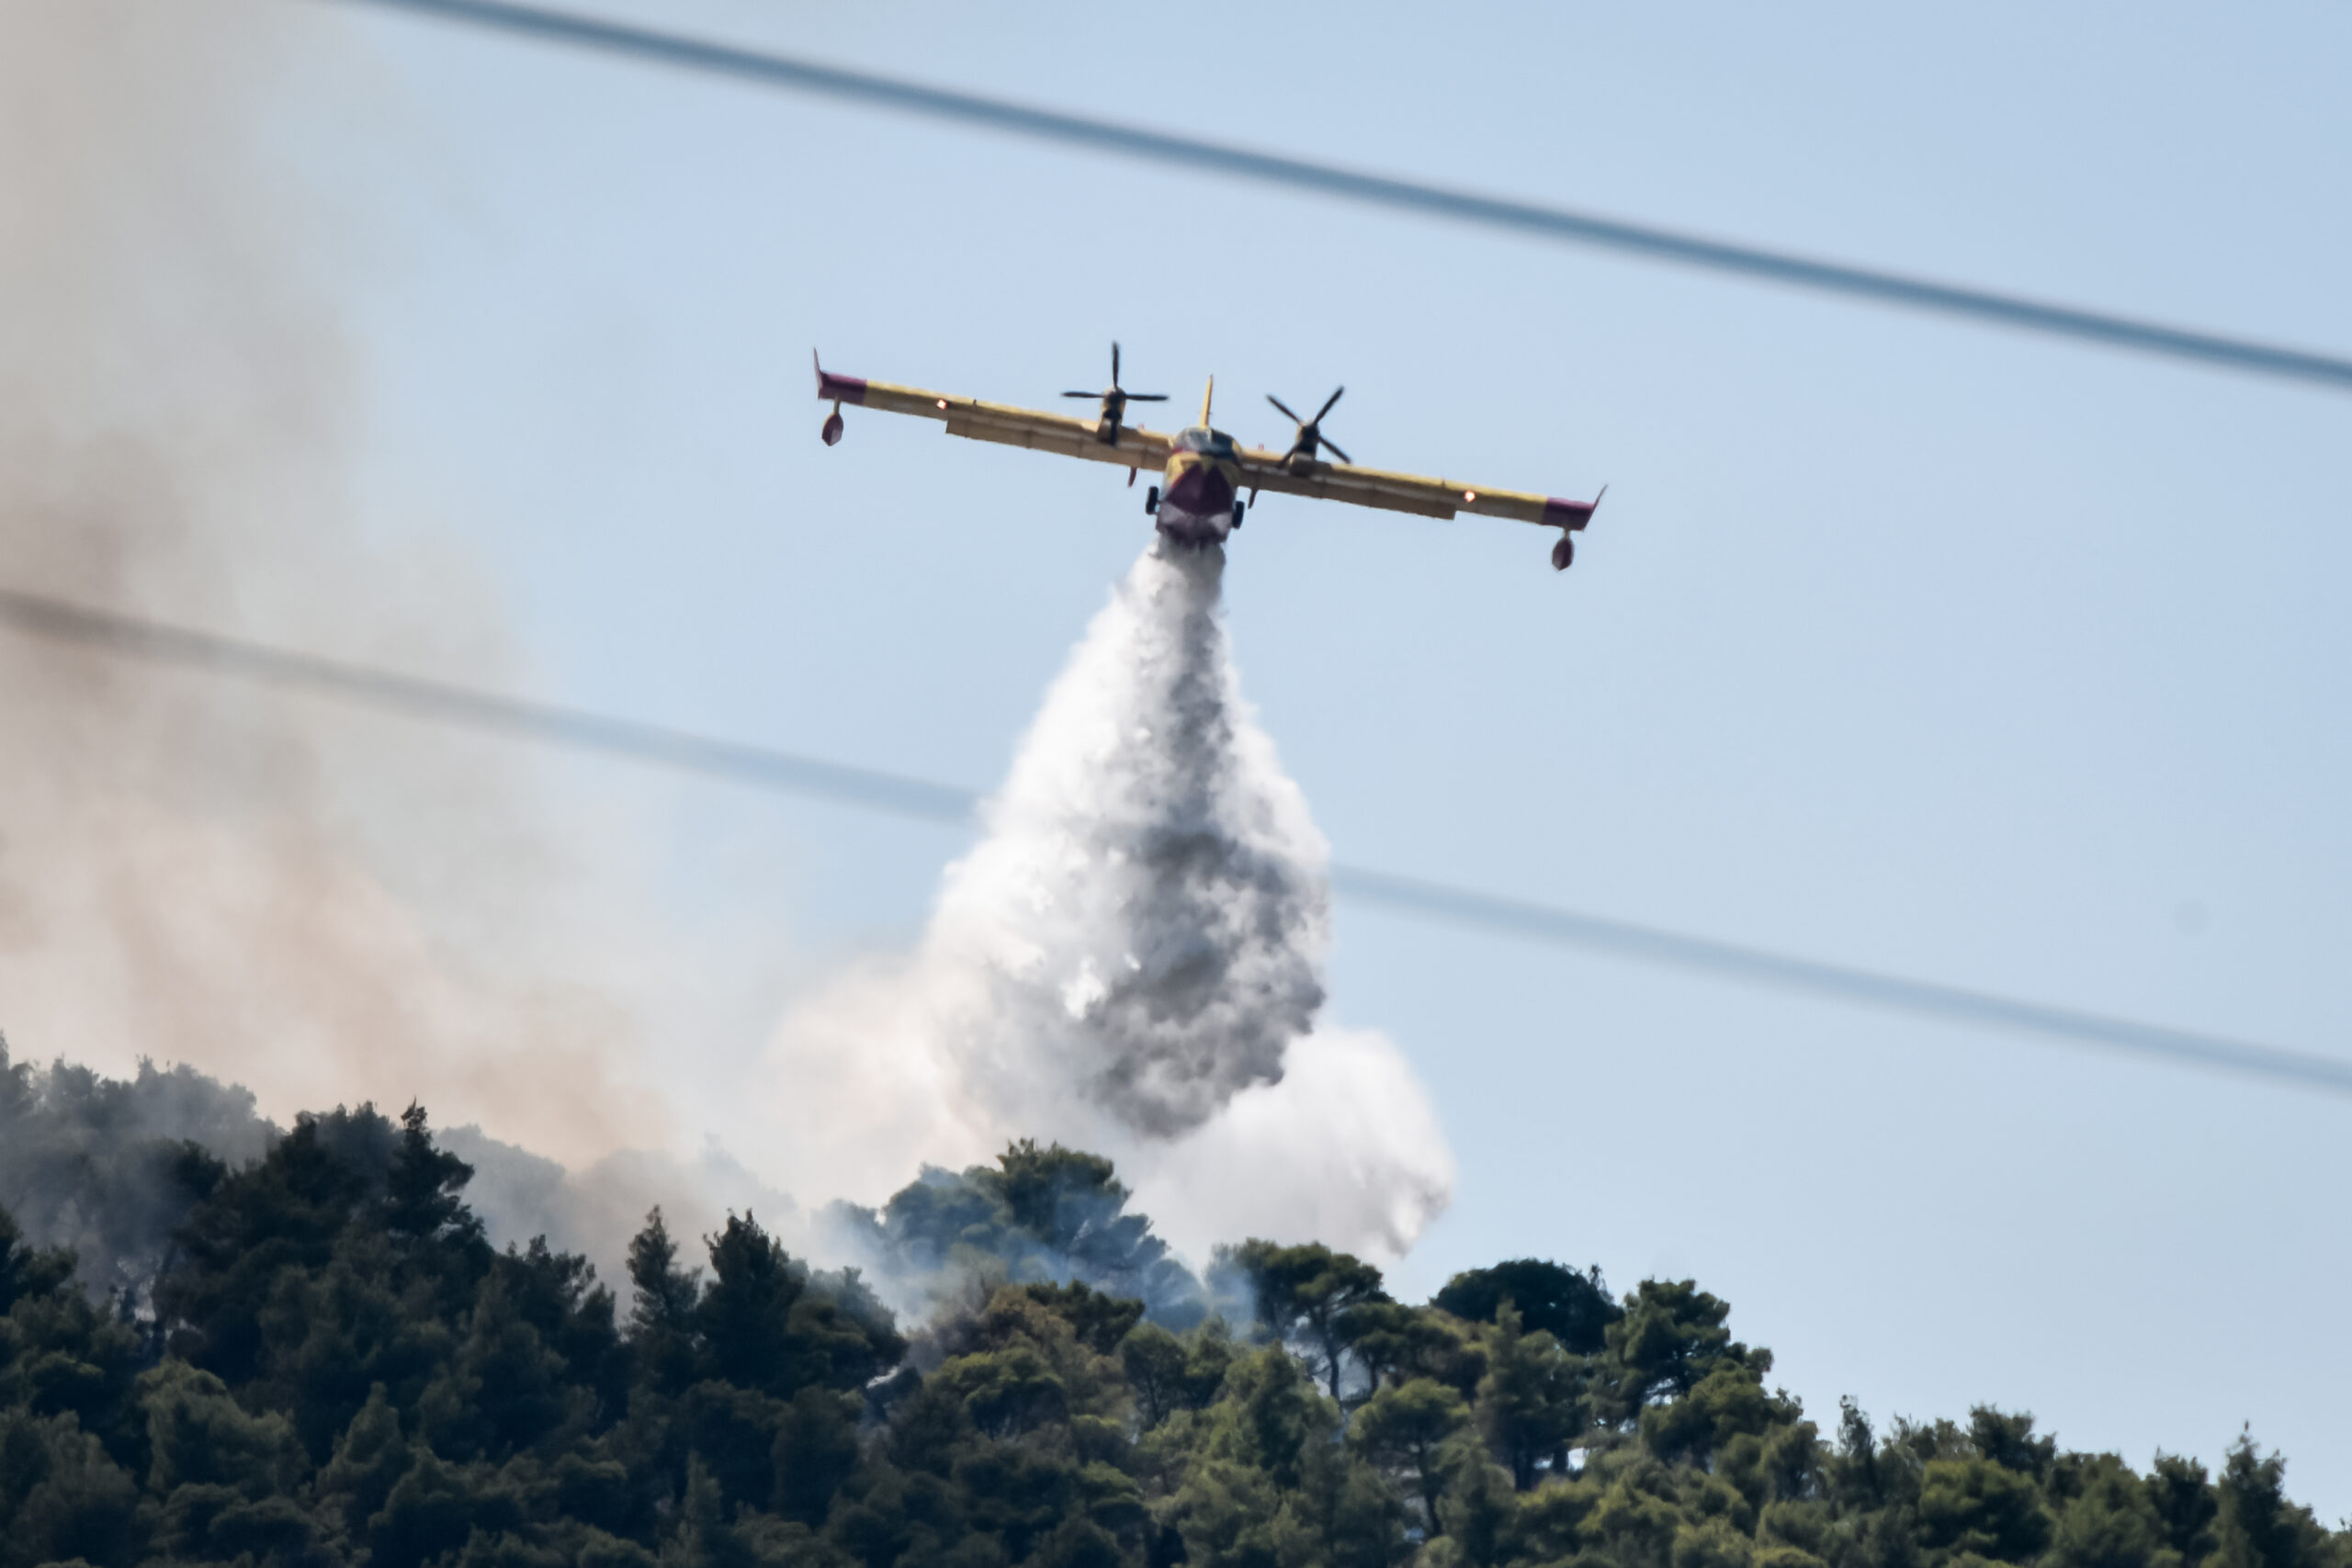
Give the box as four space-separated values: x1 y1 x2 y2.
1153 426 1244 547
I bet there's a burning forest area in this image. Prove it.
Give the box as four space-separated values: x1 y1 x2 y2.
5 1048 2341 1568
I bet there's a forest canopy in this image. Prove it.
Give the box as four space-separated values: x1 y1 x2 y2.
0 1048 2342 1568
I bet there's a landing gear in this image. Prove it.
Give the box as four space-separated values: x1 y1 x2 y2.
1551 534 1574 571
1230 500 1246 531
1144 485 1159 515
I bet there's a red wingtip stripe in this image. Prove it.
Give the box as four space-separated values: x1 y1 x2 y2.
1544 496 1598 532
817 369 870 406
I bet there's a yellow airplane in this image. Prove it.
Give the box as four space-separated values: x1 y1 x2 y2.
815 344 1605 570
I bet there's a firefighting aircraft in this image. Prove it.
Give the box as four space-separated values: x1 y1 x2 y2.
815 344 1605 570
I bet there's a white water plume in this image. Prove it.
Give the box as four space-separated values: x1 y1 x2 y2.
755 540 1454 1263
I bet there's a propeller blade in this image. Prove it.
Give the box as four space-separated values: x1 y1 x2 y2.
1063 390 1101 398
1319 435 1352 464
1125 393 1170 402
1112 341 1121 386
1314 385 1345 422
1267 393 1303 423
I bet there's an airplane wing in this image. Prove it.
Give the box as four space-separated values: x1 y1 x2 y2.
1232 444 1600 534
818 362 1173 472
816 355 1602 567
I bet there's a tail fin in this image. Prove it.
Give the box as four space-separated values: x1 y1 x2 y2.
1199 376 1215 426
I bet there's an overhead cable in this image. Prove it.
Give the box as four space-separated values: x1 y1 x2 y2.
337 0 2352 396
6 583 2346 1102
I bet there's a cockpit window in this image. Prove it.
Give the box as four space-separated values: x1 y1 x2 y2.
1176 427 1235 456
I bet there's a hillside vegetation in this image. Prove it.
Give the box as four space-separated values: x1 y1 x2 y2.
0 1084 2340 1568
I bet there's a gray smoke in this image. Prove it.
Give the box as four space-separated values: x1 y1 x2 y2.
440 1125 807 1298
0 0 718 1168
0 1037 273 1300
0 1032 801 1310
752 541 1454 1262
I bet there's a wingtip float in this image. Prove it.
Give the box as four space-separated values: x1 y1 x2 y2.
813 344 1604 572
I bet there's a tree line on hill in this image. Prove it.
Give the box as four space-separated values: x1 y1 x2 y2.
1 1062 2343 1568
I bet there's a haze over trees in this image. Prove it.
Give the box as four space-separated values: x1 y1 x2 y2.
1 1052 2342 1568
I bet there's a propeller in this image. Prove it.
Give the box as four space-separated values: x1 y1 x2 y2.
1268 386 1351 466
1061 341 1169 430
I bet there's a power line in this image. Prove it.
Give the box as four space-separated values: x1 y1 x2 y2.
0 587 973 825
1325 865 2352 1099
6 583 2346 1101
337 0 2352 396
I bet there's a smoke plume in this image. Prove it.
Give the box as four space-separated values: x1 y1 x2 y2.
0 0 694 1167
754 543 1454 1263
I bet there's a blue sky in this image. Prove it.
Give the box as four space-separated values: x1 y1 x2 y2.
276 0 2351 1516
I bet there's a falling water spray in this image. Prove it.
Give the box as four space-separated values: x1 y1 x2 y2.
757 539 1453 1262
